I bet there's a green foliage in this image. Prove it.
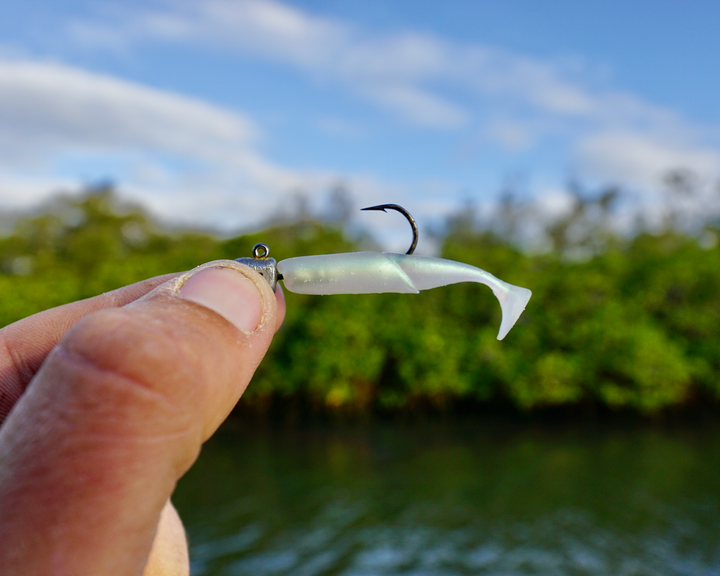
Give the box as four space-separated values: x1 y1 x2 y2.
1 187 719 414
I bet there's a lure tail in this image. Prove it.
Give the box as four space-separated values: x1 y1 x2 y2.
492 282 532 340
385 254 531 340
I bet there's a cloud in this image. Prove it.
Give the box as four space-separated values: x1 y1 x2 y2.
0 55 442 244
483 119 539 152
0 173 80 210
317 116 365 139
576 131 720 189
68 1 720 152
69 0 664 133
63 1 493 128
0 56 365 230
0 58 257 165
69 0 349 69
6 0 719 240
360 83 467 128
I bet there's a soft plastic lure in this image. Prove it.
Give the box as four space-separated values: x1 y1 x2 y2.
236 204 531 340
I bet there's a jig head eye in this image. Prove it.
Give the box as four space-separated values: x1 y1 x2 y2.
235 242 279 291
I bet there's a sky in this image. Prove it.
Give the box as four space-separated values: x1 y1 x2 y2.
0 0 719 250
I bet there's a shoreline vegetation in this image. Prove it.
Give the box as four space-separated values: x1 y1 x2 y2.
1 183 719 418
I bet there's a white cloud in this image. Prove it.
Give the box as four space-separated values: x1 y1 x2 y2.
483 120 538 152
576 131 720 189
68 1 720 157
5 0 719 241
0 56 380 231
361 83 467 128
0 58 257 164
63 1 482 128
535 188 577 220
72 0 656 134
0 173 81 210
0 55 454 246
0 50 467 248
317 116 365 139
69 0 349 69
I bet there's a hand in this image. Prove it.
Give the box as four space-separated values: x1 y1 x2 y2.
0 261 286 575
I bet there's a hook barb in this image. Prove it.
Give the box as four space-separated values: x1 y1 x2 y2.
361 203 418 255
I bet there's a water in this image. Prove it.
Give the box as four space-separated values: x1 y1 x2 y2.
173 419 720 576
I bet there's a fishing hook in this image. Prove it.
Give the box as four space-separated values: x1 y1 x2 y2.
361 204 418 255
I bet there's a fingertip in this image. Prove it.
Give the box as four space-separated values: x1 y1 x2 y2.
137 260 280 339
179 267 264 334
143 500 189 576
274 284 286 332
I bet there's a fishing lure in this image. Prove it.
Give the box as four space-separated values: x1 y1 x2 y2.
236 204 532 340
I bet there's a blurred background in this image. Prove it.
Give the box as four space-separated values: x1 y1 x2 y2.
1 1 720 574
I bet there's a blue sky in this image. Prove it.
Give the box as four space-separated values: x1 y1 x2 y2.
0 0 718 250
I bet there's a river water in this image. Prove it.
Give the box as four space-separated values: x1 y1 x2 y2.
173 419 720 576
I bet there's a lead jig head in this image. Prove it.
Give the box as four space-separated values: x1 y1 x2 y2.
235 205 532 340
235 242 279 292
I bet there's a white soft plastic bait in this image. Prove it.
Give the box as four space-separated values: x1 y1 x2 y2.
236 204 532 340
278 251 530 340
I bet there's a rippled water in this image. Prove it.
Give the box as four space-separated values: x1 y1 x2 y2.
173 419 720 575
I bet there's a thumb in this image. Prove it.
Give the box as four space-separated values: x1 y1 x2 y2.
0 261 280 576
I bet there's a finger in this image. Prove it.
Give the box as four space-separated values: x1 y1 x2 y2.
0 260 279 575
147 281 283 575
0 271 286 424
0 273 179 423
143 500 189 576
275 282 286 331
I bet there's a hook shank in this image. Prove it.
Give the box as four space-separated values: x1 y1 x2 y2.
361 203 418 255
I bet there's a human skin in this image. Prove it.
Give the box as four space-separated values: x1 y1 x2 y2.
0 261 286 575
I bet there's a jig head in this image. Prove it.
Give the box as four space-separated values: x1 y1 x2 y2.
235 205 532 340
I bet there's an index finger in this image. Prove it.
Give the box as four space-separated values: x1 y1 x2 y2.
0 271 286 423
